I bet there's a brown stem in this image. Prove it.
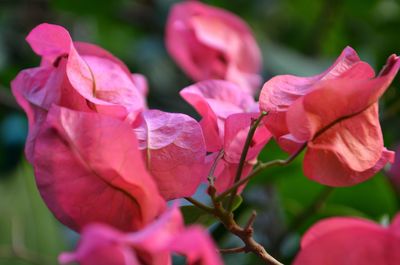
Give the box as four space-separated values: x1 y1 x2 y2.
208 186 283 265
208 149 224 187
244 211 257 231
217 143 307 201
184 197 214 214
219 246 246 254
226 111 268 211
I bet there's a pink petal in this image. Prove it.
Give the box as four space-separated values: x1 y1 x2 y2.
166 1 262 93
180 80 257 151
133 110 206 200
11 66 60 162
300 217 380 248
126 204 184 248
259 46 374 144
294 217 400 265
390 213 400 238
34 106 165 232
74 42 133 78
131 73 149 98
26 23 71 63
60 205 222 265
259 46 369 113
211 156 253 193
303 104 394 186
59 224 140 265
66 44 144 120
168 226 223 265
224 113 271 163
287 56 400 141
277 134 306 154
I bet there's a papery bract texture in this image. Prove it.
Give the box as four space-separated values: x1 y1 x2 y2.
293 214 400 265
259 46 400 186
181 80 271 192
34 106 165 232
11 23 146 162
166 2 262 94
133 110 207 200
59 205 224 265
180 80 258 151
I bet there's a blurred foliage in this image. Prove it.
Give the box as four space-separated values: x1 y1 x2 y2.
0 0 399 264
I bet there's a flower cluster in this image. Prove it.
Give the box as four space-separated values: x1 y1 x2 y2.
11 1 400 264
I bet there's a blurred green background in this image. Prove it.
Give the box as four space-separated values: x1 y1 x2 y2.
0 0 399 264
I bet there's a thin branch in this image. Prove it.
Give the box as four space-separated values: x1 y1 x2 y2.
226 111 268 211
209 187 283 265
184 197 214 214
219 246 246 254
217 143 307 201
208 149 224 186
244 211 257 231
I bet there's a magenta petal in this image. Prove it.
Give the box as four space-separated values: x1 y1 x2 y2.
74 42 133 78
11 63 68 162
287 56 400 141
259 46 370 113
66 44 140 120
34 106 165 232
180 80 257 151
26 23 71 62
166 1 262 93
303 104 394 186
300 217 380 248
61 205 222 265
294 217 400 265
133 110 206 200
224 113 271 163
168 226 223 265
259 46 375 145
131 73 149 98
213 158 253 193
59 224 140 265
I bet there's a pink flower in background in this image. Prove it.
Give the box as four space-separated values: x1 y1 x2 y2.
387 146 400 194
181 80 271 192
12 23 146 162
59 205 223 265
166 1 262 94
260 47 400 186
293 214 400 265
133 109 207 200
34 106 165 232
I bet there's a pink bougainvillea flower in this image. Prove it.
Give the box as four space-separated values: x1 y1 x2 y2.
59 205 224 265
33 106 165 232
133 109 207 200
259 47 400 186
180 80 259 151
12 23 146 162
166 1 262 94
181 80 271 192
293 214 400 265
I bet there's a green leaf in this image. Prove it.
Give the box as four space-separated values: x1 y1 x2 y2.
221 195 243 212
180 206 216 227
